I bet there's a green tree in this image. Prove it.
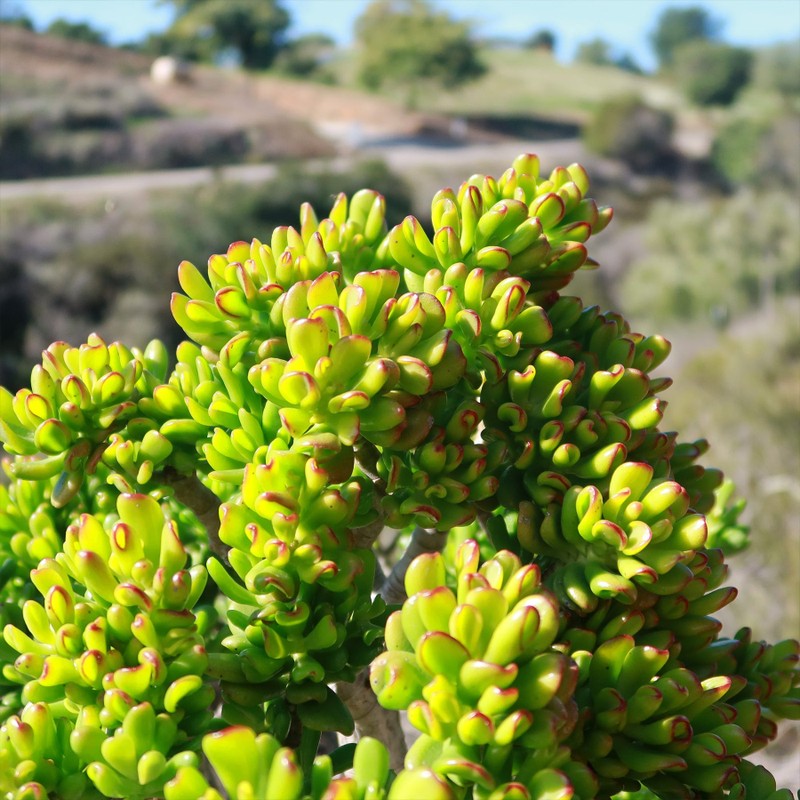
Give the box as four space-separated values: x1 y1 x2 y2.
614 52 643 74
45 18 107 45
0 1 34 30
162 0 290 69
525 28 556 52
673 40 753 106
273 33 336 79
650 5 721 67
576 38 642 73
355 0 485 105
575 37 614 66
583 94 674 172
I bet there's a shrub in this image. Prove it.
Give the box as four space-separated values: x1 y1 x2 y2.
0 153 797 800
524 29 556 52
575 38 615 67
582 95 675 173
712 115 800 191
711 118 769 187
664 320 800 642
0 12 33 31
672 41 754 107
273 34 337 79
0 80 329 179
45 18 107 46
757 116 800 191
621 189 800 326
0 160 414 388
752 42 800 98
575 40 643 73
131 120 250 170
0 81 165 179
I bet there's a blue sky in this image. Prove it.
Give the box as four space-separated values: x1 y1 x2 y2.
8 0 800 70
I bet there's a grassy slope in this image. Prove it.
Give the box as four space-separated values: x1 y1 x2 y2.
330 46 680 121
418 49 674 119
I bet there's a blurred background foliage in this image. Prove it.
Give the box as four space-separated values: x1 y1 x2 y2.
0 0 798 772
620 190 800 327
0 159 413 385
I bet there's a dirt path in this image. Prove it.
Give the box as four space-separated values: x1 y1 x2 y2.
0 138 586 203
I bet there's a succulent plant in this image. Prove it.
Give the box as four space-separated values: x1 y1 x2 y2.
1 153 797 799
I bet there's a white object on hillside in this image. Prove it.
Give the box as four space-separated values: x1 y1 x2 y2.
150 56 192 85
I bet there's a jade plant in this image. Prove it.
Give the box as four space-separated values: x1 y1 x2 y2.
0 153 797 800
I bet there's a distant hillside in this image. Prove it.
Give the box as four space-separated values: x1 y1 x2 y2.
0 26 448 180
1 25 688 182
329 46 680 123
0 23 151 80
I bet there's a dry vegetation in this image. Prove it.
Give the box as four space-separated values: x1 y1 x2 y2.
0 25 469 179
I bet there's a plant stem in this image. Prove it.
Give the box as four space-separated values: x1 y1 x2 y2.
351 516 386 550
161 468 227 561
379 526 448 605
336 669 407 771
298 725 322 790
354 440 383 486
350 491 386 550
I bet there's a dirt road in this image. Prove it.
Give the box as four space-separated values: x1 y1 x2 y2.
0 139 586 203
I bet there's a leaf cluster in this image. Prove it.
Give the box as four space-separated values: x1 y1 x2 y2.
0 153 798 800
